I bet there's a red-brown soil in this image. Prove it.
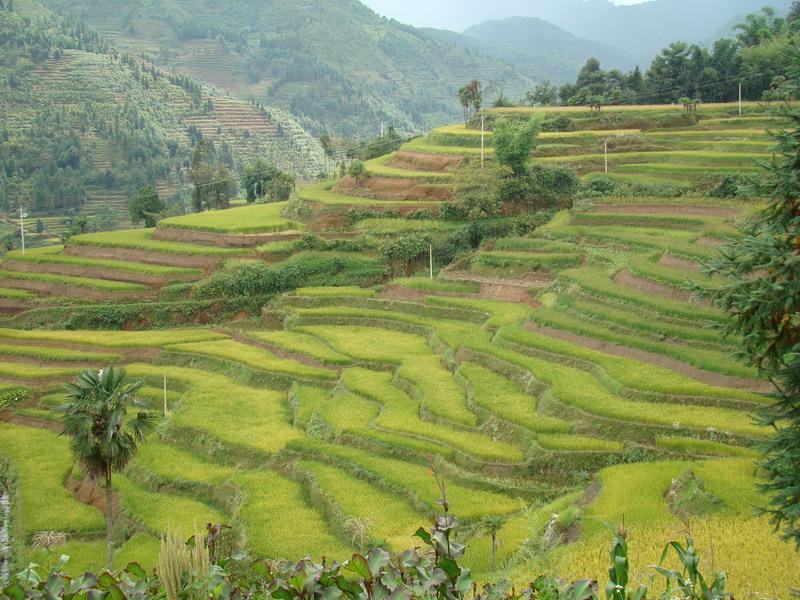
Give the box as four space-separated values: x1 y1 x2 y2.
0 279 150 301
614 270 708 304
1 259 192 286
64 244 219 269
389 151 462 172
152 227 304 248
590 204 740 217
658 254 703 272
335 176 453 201
696 237 724 248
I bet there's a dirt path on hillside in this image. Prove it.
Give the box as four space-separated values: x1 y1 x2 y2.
696 237 724 248
64 244 218 269
440 269 553 288
614 270 708 304
524 321 773 393
589 204 739 217
0 413 62 432
658 254 703 272
390 151 461 172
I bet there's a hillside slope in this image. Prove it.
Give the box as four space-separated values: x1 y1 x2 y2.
36 0 534 136
0 0 325 225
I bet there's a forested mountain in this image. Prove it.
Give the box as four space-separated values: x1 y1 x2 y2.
36 0 534 137
459 17 637 84
0 0 325 220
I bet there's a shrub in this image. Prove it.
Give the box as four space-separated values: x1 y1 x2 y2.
0 387 29 411
498 164 579 208
541 114 575 133
195 253 386 299
709 174 744 198
582 175 617 196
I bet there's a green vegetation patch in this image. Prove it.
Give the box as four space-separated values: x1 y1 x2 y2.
0 343 121 363
295 286 376 298
246 330 352 365
655 436 759 458
6 246 201 276
0 269 148 292
0 287 35 300
459 362 570 433
537 434 623 452
0 328 225 348
114 475 226 538
159 202 302 234
0 424 104 534
127 365 302 455
393 277 480 294
70 229 246 256
301 459 424 552
166 339 337 381
236 470 350 560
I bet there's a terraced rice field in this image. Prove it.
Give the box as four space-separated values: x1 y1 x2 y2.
0 103 797 595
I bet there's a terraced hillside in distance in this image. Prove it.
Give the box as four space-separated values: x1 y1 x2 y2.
0 0 326 235
1 102 798 597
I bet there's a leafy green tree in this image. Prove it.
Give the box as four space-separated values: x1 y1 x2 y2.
696 64 800 546
210 165 236 210
129 185 164 227
242 160 295 202
59 368 154 570
789 1 800 25
735 7 786 48
480 516 504 573
524 80 559 106
457 80 482 124
493 117 541 176
349 160 366 188
320 133 335 158
189 139 217 212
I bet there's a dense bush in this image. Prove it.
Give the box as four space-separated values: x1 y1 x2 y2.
709 175 746 198
498 164 579 208
541 114 575 133
0 387 29 411
195 253 386 299
581 176 618 196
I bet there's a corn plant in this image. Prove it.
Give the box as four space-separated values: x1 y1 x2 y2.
653 536 731 600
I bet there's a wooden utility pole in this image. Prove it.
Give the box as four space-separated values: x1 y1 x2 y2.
739 82 743 116
18 205 26 255
480 113 485 170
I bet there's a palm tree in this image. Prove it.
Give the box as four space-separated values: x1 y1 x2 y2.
480 516 504 573
59 368 154 571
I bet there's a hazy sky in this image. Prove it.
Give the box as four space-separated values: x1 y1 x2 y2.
360 0 649 30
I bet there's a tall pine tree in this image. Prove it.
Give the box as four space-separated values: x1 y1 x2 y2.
697 51 800 546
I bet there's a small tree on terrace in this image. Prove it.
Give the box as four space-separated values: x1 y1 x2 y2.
349 160 366 188
242 159 295 203
458 80 482 124
59 368 154 571
492 117 542 176
129 185 164 227
694 51 800 546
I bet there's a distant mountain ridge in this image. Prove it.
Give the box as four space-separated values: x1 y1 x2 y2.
459 17 637 84
364 0 794 67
